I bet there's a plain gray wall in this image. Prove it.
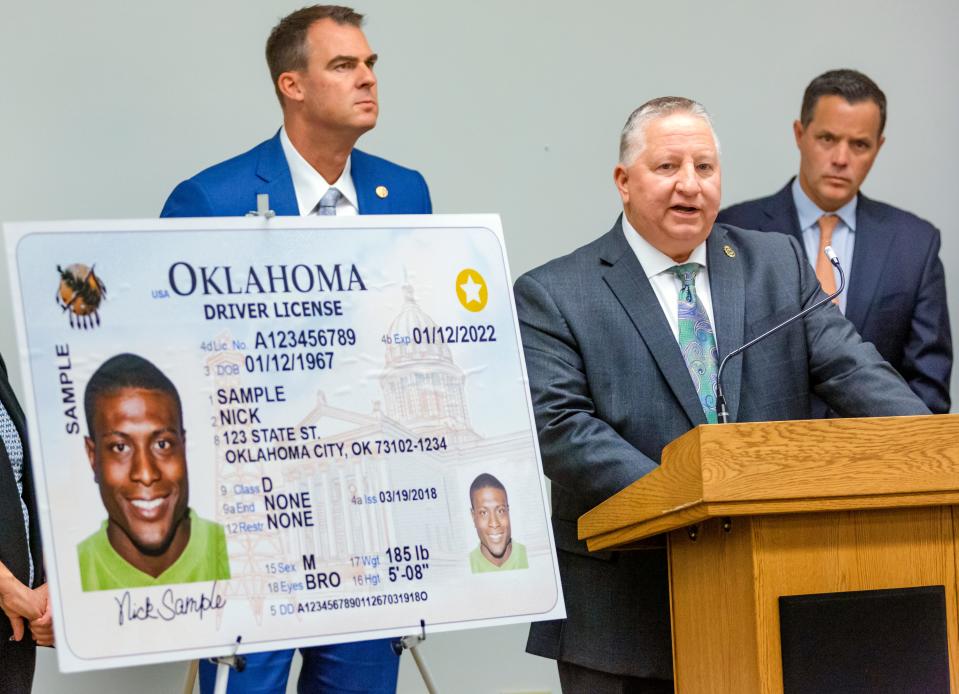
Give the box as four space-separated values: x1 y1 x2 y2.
2 1 957 691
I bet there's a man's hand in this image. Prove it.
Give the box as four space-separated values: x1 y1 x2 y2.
29 583 53 646
0 568 44 642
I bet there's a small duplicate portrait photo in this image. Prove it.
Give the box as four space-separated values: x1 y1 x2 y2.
467 472 528 574
77 353 231 591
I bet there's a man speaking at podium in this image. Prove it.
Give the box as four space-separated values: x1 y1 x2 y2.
161 5 431 693
514 97 929 692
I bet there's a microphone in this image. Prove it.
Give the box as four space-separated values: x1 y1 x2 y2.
714 246 845 424
824 246 840 266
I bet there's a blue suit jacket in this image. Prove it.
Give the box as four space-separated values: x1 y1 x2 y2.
718 181 952 414
515 220 928 678
160 131 431 217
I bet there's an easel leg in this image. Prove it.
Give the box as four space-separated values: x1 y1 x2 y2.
208 635 244 694
395 620 438 693
213 661 231 694
182 659 199 694
407 642 438 694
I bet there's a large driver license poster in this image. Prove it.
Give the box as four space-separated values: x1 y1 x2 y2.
4 214 564 671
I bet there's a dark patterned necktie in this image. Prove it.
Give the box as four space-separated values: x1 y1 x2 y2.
671 263 719 424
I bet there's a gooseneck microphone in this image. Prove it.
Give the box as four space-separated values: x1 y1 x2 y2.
714 246 845 424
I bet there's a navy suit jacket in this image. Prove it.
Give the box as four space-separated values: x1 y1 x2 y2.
718 181 952 414
161 131 432 217
0 354 44 690
515 220 928 678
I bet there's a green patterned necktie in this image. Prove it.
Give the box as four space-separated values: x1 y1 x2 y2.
671 263 719 424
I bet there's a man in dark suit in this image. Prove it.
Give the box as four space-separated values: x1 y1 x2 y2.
0 353 53 693
718 69 951 415
161 5 430 693
515 97 929 692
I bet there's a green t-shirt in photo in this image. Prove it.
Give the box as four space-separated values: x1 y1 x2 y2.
77 509 231 591
469 540 528 573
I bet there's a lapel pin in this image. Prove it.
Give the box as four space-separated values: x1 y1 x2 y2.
723 244 736 258
375 185 389 199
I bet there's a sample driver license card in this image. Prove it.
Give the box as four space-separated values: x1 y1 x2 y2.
4 214 564 672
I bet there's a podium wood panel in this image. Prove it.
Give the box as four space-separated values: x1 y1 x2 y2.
669 507 959 693
579 416 959 692
581 415 959 551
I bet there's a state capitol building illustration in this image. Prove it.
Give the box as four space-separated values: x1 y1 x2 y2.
206 282 546 614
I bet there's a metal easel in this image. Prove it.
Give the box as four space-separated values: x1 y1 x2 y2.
181 636 244 694
395 619 439 694
247 194 276 219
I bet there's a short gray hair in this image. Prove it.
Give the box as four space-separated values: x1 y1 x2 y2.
618 96 721 166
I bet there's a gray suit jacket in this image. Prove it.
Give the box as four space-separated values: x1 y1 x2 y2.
515 219 928 678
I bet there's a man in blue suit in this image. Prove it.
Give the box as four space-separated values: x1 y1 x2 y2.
161 6 430 692
718 69 951 415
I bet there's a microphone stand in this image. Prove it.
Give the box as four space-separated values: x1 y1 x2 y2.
715 248 846 424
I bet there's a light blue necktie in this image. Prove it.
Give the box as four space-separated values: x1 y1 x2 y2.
317 187 342 216
670 263 719 424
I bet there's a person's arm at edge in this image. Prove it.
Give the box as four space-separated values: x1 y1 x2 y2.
28 582 52 646
0 355 49 643
899 229 952 413
417 171 432 214
0 560 43 642
160 179 215 218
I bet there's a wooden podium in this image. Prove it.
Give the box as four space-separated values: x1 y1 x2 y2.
579 414 959 693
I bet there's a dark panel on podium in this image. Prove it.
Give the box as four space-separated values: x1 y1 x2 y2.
779 585 949 694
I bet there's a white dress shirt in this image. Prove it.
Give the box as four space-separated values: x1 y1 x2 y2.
280 127 359 216
621 215 717 347
791 178 856 313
